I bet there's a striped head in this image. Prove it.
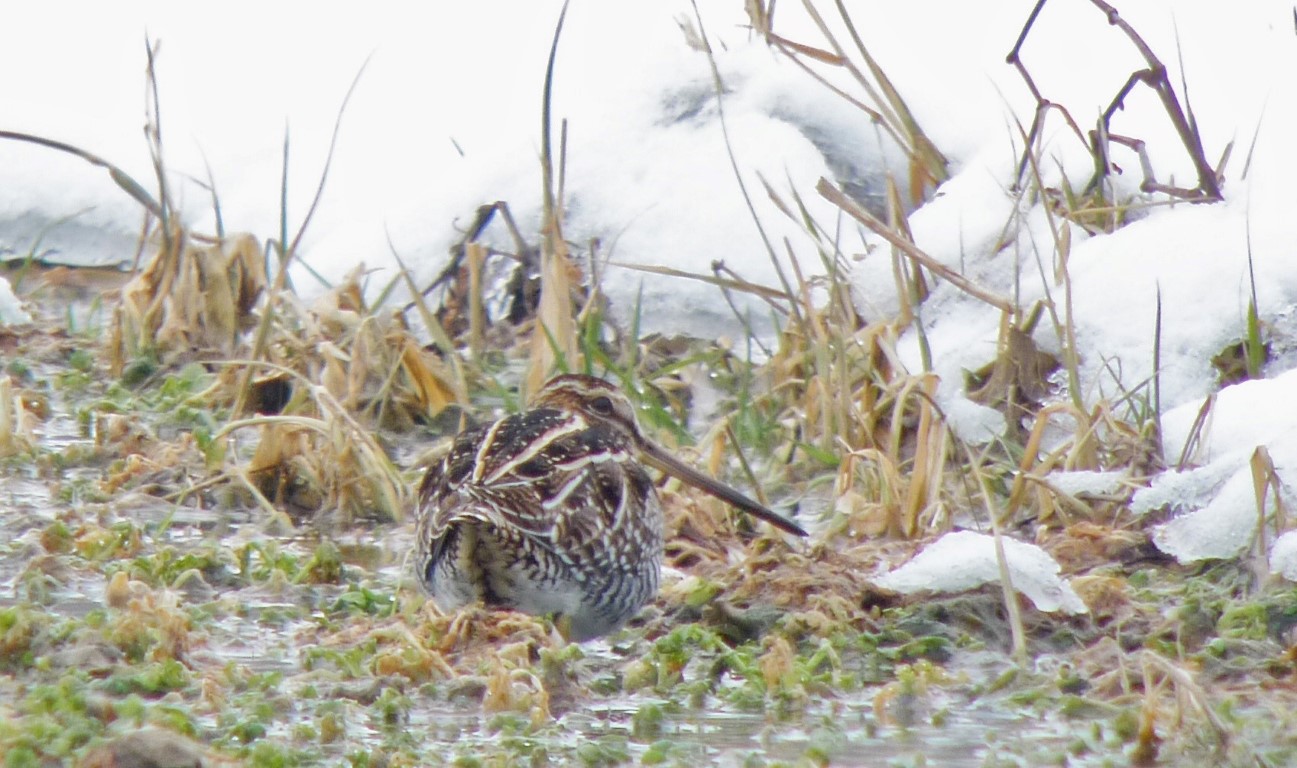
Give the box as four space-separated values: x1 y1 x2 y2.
529 374 644 443
531 373 808 538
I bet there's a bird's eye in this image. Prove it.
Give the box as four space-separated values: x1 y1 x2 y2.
589 396 615 416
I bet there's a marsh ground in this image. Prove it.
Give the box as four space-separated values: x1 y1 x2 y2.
3 266 1297 768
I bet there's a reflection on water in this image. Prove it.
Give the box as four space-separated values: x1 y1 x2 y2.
375 690 1094 766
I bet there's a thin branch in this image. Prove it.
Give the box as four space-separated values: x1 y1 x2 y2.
817 178 1014 312
0 130 163 220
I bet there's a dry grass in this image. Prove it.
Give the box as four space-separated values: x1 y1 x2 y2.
110 231 266 372
0 375 36 458
745 0 949 205
0 43 470 529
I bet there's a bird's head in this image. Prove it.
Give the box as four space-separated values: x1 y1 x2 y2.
530 373 644 442
530 373 808 537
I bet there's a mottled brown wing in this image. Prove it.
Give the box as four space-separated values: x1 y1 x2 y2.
415 422 491 545
416 408 650 549
545 447 659 571
483 412 645 541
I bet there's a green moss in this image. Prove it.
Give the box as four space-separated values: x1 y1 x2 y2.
371 687 410 728
0 606 45 670
575 735 630 767
640 739 671 765
3 746 40 768
4 357 32 382
119 357 159 387
300 540 345 585
55 368 94 393
1217 601 1269 641
5 678 104 760
245 740 316 768
889 635 953 663
631 702 665 741
39 520 73 554
104 659 190 696
128 544 230 588
304 644 370 679
237 541 301 583
684 578 722 609
75 519 141 559
330 585 396 618
149 703 199 737
67 348 95 373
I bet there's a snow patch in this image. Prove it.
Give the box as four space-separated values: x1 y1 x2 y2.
1141 370 1297 562
1269 531 1297 582
0 276 30 325
1046 470 1128 497
874 530 1087 615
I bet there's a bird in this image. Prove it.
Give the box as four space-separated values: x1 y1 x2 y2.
413 373 806 641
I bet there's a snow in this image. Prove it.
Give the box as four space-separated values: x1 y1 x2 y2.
0 277 31 326
942 396 1007 447
1046 470 1129 498
873 530 1088 616
0 1 866 340
3 3 1297 580
1137 369 1297 562
1270 531 1297 582
1130 462 1238 520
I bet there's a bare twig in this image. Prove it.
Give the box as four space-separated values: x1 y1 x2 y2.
817 178 1014 312
1007 0 1223 202
750 0 948 202
1005 1 1090 189
1088 0 1221 200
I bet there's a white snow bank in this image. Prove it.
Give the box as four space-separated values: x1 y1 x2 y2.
941 396 1006 446
874 530 1087 615
1136 369 1297 562
0 1 886 341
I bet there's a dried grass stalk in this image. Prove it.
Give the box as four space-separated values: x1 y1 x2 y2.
221 385 411 524
269 266 461 425
112 232 266 372
0 376 36 457
525 233 581 395
899 374 948 536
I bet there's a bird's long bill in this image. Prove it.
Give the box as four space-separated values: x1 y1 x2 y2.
640 441 807 537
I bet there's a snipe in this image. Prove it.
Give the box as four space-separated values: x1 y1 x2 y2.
414 373 805 640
